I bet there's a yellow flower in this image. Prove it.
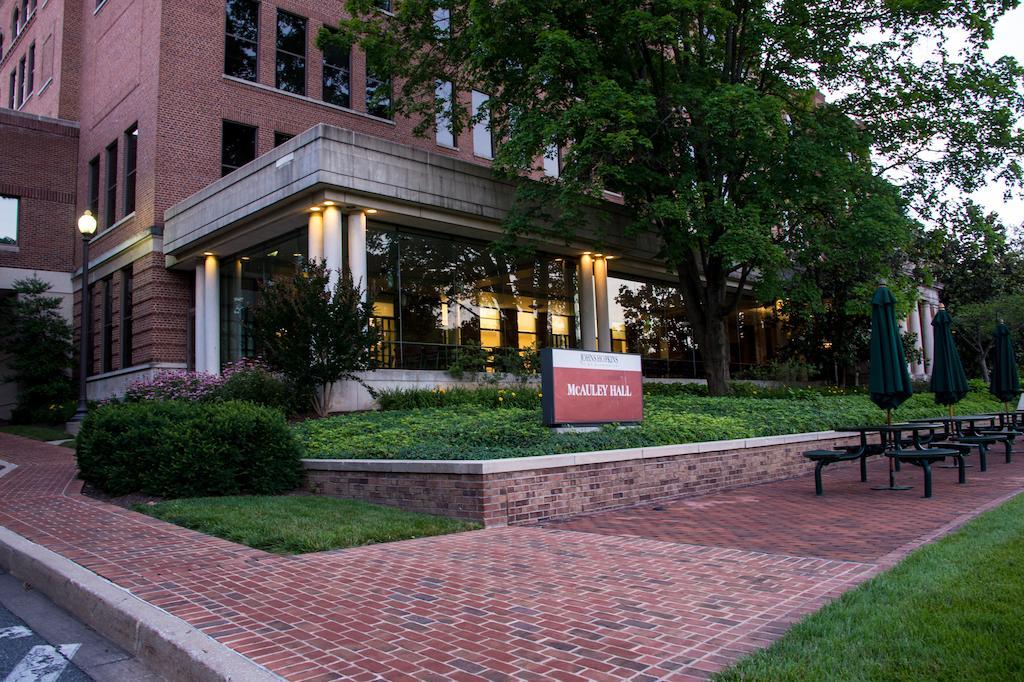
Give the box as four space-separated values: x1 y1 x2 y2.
498 396 504 402
511 392 516 397
537 392 542 398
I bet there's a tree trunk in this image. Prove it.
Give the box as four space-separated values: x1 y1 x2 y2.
676 262 733 396
700 316 733 395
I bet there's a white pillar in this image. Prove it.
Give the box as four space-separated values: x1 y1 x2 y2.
347 211 367 302
323 205 343 291
594 256 611 352
908 304 924 377
579 254 596 351
307 209 324 264
920 302 935 378
203 254 220 374
194 263 206 373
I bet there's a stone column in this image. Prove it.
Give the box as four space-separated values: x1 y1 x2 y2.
908 304 924 377
594 256 611 352
194 262 206 373
347 210 367 302
203 254 220 374
920 302 935 378
323 205 343 291
307 209 324 264
579 254 596 351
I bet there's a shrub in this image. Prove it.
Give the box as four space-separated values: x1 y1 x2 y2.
1 277 74 424
218 360 300 415
77 401 303 497
124 371 225 402
375 386 541 411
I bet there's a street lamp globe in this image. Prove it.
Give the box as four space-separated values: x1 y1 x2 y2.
77 210 97 236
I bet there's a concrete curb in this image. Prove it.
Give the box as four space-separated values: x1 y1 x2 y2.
0 526 282 682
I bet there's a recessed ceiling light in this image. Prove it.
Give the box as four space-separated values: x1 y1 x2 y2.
203 252 214 256
323 200 335 206
365 208 379 214
267 250 279 257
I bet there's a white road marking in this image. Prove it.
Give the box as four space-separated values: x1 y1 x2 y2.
0 628 31 641
4 643 80 682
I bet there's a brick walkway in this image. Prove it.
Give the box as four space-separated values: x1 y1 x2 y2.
0 434 1022 681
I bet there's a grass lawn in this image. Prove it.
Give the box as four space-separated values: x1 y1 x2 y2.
0 424 73 443
135 495 480 554
295 388 1007 460
714 492 1024 681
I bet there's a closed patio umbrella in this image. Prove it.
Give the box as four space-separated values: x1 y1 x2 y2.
930 308 969 416
990 323 1021 412
869 286 914 491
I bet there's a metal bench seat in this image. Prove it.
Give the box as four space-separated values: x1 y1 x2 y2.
885 448 959 498
804 449 863 496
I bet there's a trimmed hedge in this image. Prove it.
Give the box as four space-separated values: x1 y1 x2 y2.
77 401 304 497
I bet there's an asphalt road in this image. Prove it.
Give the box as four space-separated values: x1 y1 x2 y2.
0 570 162 682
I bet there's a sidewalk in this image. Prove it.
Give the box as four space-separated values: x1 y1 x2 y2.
0 432 1022 681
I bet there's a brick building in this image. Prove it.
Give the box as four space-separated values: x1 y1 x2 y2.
0 0 941 415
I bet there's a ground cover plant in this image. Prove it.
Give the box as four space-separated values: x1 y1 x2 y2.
135 495 479 554
295 385 1007 460
713 492 1024 681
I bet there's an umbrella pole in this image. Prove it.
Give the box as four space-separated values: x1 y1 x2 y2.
873 408 912 491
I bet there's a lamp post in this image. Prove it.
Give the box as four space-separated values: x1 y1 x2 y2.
69 210 97 428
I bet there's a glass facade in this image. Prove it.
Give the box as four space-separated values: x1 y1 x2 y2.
609 276 774 378
218 223 579 368
220 229 307 364
365 225 578 370
216 221 774 375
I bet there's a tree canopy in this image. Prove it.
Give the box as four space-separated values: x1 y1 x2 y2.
325 0 1024 393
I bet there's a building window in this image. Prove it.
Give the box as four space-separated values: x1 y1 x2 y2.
221 119 257 176
26 42 33 95
104 140 118 227
0 195 18 245
471 90 492 158
275 10 306 95
7 71 13 109
11 8 19 38
16 56 24 107
120 267 134 367
1 33 5 61
543 145 561 177
224 0 259 81
87 156 99 217
101 276 113 373
321 28 349 108
365 59 391 119
273 131 293 147
433 7 450 35
435 80 454 147
123 124 138 214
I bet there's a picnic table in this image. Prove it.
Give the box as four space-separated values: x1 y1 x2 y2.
831 423 954 498
910 414 1016 469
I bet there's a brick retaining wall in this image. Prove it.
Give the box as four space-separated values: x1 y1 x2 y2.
304 431 865 527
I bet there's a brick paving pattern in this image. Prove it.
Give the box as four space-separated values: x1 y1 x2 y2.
0 433 1021 680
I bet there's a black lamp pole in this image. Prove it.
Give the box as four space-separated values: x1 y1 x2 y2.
69 212 96 427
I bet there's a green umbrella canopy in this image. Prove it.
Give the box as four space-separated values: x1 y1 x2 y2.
929 309 969 407
869 286 913 411
990 323 1021 403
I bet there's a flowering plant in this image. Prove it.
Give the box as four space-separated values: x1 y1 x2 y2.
124 371 225 403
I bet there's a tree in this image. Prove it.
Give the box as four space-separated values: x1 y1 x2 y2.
774 164 918 385
250 263 379 417
0 277 74 423
326 0 1023 394
953 294 1024 382
924 201 1024 310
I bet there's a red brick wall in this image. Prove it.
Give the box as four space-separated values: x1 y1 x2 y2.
0 0 79 120
0 109 78 273
304 435 864 526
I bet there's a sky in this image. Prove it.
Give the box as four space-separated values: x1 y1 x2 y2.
965 5 1024 229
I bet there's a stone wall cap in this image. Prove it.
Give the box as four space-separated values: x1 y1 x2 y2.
301 430 855 475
